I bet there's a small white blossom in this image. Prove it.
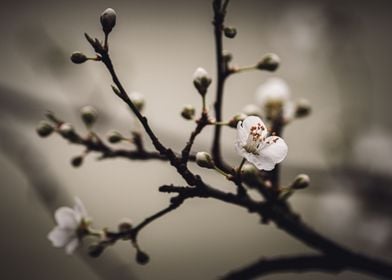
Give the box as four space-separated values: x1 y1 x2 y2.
47 197 89 255
193 67 211 96
255 77 294 120
235 116 288 170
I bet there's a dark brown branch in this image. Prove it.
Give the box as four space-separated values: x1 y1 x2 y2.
181 112 209 164
211 0 231 172
83 31 392 280
221 254 345 280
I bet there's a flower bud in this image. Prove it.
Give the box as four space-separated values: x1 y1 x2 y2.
196 152 215 169
70 52 88 64
181 104 196 120
136 250 150 265
129 92 145 111
242 104 262 117
88 244 105 258
257 53 280 72
228 113 247 128
36 121 54 137
107 130 123 143
241 163 259 180
81 106 98 127
193 67 212 96
100 8 117 34
222 50 233 63
71 156 84 168
224 27 237 38
295 99 311 118
118 218 133 233
290 174 310 190
59 123 75 138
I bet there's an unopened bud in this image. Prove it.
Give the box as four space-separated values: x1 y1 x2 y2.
100 8 117 34
81 106 98 127
290 174 310 190
107 130 123 143
118 218 133 233
36 121 54 137
71 52 88 64
136 250 150 265
129 92 145 111
88 244 105 258
257 53 280 72
241 163 259 180
242 104 262 117
71 156 84 168
224 27 237 38
222 50 233 63
228 113 247 128
59 123 75 138
181 104 196 120
193 67 212 96
295 99 311 118
196 152 215 169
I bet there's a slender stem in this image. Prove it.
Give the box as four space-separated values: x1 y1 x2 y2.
211 0 230 172
181 112 209 164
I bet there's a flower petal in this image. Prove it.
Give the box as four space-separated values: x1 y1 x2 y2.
258 136 288 170
54 207 78 229
237 116 268 142
65 238 79 255
47 226 74 248
244 152 276 171
73 197 88 222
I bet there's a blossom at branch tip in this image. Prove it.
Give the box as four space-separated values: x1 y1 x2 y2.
193 67 211 96
255 77 295 120
47 197 89 255
235 116 288 170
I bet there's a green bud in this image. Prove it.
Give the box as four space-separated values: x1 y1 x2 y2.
71 156 84 168
59 123 75 138
100 8 117 34
290 174 310 190
193 67 212 96
136 250 150 265
241 163 259 180
70 52 88 64
107 130 123 143
81 106 98 127
195 152 215 169
129 92 145 111
257 53 280 72
295 99 311 118
181 104 196 120
36 120 54 137
224 27 237 39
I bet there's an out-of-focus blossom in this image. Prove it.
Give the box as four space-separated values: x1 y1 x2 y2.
255 77 294 120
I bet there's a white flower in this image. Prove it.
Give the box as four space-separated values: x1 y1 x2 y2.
47 197 89 255
255 77 294 120
235 116 288 170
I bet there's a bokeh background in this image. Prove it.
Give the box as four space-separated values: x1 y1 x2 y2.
0 0 391 279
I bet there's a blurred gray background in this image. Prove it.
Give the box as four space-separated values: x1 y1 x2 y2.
0 0 391 279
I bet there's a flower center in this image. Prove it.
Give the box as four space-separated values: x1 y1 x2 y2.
243 123 265 155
